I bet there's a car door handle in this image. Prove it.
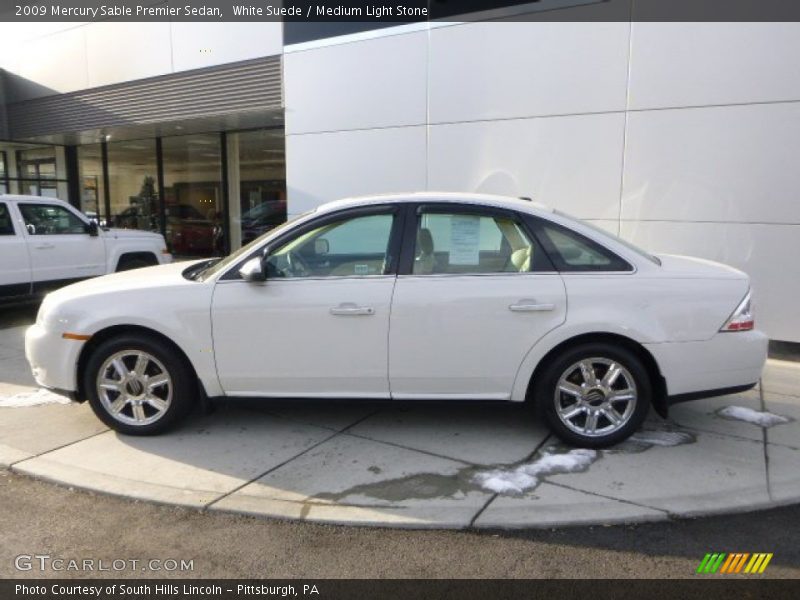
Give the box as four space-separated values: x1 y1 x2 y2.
34 243 55 250
330 303 375 316
509 301 555 312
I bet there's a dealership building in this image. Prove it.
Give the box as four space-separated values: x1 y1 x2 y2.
0 5 798 343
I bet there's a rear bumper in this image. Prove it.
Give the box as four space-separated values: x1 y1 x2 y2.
645 330 768 398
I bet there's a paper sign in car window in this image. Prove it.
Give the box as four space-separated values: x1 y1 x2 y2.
449 215 481 265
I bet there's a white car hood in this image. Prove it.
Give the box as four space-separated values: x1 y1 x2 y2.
46 260 204 304
104 228 163 241
656 254 748 280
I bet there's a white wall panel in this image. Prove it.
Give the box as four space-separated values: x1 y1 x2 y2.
284 32 427 135
286 127 427 214
583 219 620 236
428 113 625 220
620 221 800 342
629 23 800 110
0 23 88 74
428 22 630 123
86 22 172 87
171 23 282 72
15 27 88 96
622 102 800 224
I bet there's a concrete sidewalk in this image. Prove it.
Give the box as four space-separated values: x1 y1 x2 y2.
1 304 798 529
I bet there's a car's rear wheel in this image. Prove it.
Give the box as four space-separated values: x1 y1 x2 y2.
534 343 651 448
84 334 194 435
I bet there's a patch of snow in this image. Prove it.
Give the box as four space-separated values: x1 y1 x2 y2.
630 429 695 447
717 405 790 428
473 448 597 496
476 471 538 495
0 388 71 408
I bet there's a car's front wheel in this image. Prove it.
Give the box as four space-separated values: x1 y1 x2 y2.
84 334 194 435
535 343 651 448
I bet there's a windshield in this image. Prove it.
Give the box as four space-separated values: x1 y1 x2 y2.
553 210 661 266
194 211 313 281
242 201 286 221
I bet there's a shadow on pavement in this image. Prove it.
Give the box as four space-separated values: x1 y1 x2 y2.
0 301 39 330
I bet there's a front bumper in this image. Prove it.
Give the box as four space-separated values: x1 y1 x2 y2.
645 330 768 398
25 323 85 394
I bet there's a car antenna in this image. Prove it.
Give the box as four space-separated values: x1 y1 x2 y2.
518 196 532 202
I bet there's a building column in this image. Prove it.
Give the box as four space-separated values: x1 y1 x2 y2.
226 132 242 251
100 141 111 223
64 146 80 209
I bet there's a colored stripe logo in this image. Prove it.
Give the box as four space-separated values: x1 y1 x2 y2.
697 553 773 574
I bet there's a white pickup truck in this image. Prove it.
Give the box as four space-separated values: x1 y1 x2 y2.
0 195 171 301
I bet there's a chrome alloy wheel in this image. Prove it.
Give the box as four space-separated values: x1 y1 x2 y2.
553 357 638 438
96 350 173 426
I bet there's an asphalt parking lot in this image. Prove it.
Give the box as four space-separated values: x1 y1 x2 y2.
2 302 800 578
2 470 800 579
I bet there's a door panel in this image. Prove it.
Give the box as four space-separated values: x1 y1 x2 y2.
0 203 32 298
18 203 106 283
212 277 395 397
212 206 401 398
389 274 567 398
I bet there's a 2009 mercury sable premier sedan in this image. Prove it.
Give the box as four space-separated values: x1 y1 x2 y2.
25 193 768 447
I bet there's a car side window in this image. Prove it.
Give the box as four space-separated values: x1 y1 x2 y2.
413 211 538 275
265 213 395 278
536 221 632 272
19 203 87 236
0 203 15 235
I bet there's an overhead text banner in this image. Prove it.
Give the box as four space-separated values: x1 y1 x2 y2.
2 0 800 22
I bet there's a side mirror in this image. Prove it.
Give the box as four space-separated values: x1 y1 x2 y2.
239 256 266 282
85 220 99 237
314 238 329 256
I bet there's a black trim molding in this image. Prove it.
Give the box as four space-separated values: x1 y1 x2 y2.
667 383 758 406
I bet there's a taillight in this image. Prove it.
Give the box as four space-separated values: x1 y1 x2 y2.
720 291 754 332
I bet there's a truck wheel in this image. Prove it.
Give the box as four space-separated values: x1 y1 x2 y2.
116 255 156 271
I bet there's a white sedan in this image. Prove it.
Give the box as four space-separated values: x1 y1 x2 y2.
25 193 767 447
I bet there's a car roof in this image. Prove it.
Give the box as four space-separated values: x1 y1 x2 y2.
315 192 553 216
0 194 70 204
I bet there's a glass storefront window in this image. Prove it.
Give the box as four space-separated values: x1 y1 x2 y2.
107 140 159 232
162 134 223 257
234 129 286 249
0 151 6 195
0 143 68 199
77 144 105 222
19 147 57 180
69 127 286 254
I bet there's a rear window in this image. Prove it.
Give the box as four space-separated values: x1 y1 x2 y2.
554 210 661 266
535 220 632 272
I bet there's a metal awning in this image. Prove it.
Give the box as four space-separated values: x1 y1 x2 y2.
3 55 283 145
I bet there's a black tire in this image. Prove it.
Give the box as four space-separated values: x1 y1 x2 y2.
533 342 651 448
116 256 155 272
83 334 195 435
